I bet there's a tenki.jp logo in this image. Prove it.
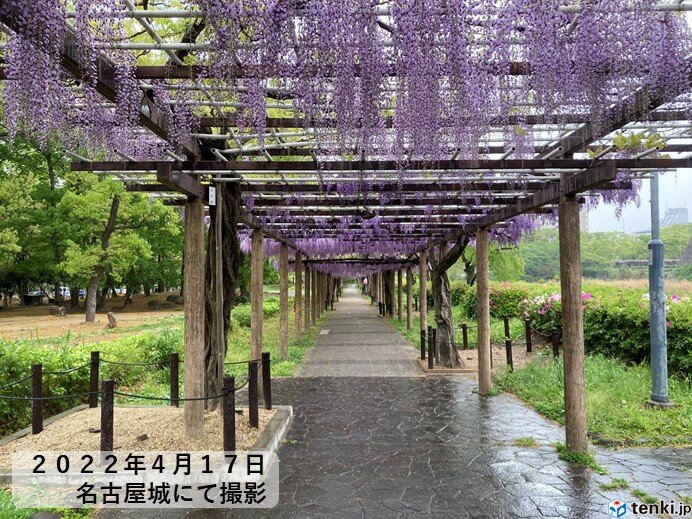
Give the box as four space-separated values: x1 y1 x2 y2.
608 498 627 518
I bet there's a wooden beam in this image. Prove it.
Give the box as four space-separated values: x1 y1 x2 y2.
0 7 198 157
183 197 205 438
559 195 589 453
418 161 619 251
476 228 492 396
156 162 206 199
279 243 289 361
72 157 691 172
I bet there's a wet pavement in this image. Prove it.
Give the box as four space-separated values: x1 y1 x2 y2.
96 289 691 518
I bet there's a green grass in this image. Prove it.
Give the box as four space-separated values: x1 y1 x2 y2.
513 437 538 448
496 354 692 447
554 442 608 474
631 489 658 504
0 488 91 519
599 478 630 491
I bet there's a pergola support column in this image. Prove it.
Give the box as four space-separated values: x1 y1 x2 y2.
406 268 413 330
294 251 303 340
559 195 588 453
419 252 428 350
476 229 492 396
304 266 311 331
250 230 264 367
311 268 317 325
183 197 205 439
397 270 403 321
279 243 289 360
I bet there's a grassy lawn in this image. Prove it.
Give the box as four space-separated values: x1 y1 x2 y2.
495 353 692 447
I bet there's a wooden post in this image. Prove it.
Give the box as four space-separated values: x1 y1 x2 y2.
170 352 179 407
559 194 588 454
304 266 311 331
262 351 272 410
419 251 428 346
89 351 99 408
295 252 303 340
223 376 235 451
462 323 469 350
184 197 205 439
406 267 413 330
248 361 259 428
476 229 492 396
525 319 533 353
397 270 403 321
279 244 289 360
32 364 42 434
214 181 224 412
250 229 264 364
311 268 317 325
100 379 114 452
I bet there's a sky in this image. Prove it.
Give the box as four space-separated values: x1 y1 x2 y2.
587 169 691 233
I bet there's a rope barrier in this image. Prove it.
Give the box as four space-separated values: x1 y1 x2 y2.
0 391 100 402
113 387 242 402
43 363 91 375
224 358 263 365
0 374 33 391
100 358 162 366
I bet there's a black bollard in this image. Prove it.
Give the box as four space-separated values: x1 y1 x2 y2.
223 376 236 451
248 361 259 428
32 364 43 435
420 330 426 360
261 352 272 410
100 379 114 453
524 319 532 353
461 323 469 350
170 352 179 407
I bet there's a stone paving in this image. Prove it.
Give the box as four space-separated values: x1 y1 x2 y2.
96 288 691 519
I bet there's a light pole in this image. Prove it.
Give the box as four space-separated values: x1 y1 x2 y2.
647 170 671 406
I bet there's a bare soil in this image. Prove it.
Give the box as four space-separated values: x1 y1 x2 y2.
0 406 276 468
456 341 552 382
0 292 183 343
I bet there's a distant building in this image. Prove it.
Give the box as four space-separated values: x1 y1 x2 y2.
634 207 689 235
660 207 688 228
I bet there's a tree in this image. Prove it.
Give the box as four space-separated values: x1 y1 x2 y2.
429 238 469 368
60 175 162 322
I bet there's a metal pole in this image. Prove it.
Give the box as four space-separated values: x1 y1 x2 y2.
648 171 670 404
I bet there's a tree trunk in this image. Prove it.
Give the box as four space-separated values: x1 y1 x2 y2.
85 196 120 323
70 285 80 309
430 238 470 368
384 270 395 317
204 182 241 410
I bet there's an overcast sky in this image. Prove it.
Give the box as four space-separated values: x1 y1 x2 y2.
587 169 691 233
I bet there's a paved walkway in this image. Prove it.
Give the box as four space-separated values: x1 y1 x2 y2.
97 288 691 518
297 289 420 377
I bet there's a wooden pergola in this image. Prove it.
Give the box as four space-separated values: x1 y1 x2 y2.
1 0 691 454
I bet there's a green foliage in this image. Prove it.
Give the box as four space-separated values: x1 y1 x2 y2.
553 442 607 474
519 225 692 282
495 355 692 446
460 282 530 319
231 297 282 327
599 478 630 491
630 489 658 504
0 488 91 519
674 264 692 281
513 437 538 448
522 287 692 375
